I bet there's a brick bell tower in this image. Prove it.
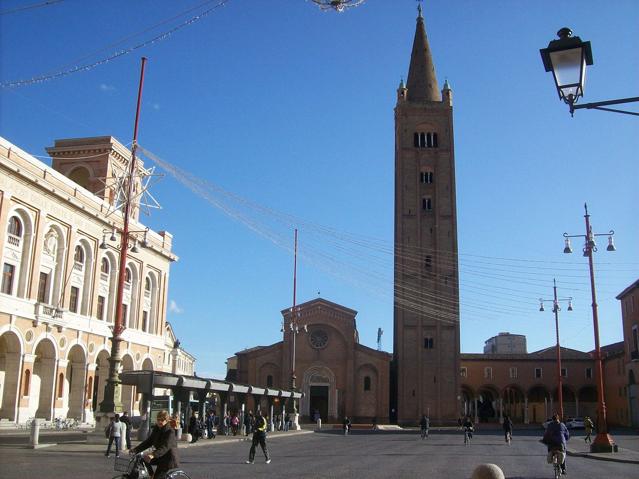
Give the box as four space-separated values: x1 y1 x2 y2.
392 5 460 425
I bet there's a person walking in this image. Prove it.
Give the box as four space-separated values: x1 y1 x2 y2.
343 416 352 436
246 410 271 464
419 415 430 439
205 411 216 439
584 416 594 443
244 411 254 436
502 415 513 444
131 410 179 479
120 411 132 449
105 414 126 458
189 411 201 443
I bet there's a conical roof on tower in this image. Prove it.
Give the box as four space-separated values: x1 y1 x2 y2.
405 4 441 102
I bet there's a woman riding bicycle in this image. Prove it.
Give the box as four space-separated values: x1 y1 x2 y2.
542 414 569 476
131 410 179 479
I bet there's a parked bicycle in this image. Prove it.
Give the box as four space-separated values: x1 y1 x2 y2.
113 453 191 479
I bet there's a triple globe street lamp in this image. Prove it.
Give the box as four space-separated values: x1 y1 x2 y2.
562 204 616 453
539 280 573 422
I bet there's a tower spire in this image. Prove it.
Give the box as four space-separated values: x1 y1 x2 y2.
406 4 441 102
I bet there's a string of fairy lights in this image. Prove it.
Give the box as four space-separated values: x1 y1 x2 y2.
1 0 232 89
1 0 365 89
137 145 634 329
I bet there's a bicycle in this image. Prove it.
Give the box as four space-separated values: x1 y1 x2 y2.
549 449 565 479
113 453 192 479
464 427 473 445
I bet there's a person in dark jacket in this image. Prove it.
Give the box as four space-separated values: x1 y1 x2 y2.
343 416 352 436
133 410 179 479
542 414 569 475
189 411 201 443
120 411 132 449
246 410 270 464
502 415 513 443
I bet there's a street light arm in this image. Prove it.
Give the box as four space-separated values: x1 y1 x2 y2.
572 97 639 116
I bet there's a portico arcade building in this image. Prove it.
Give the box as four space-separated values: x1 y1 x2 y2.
0 135 195 426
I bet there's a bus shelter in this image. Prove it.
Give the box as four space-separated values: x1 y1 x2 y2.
119 370 301 436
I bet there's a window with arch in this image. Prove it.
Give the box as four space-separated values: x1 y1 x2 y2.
125 268 132 285
422 197 432 211
267 375 274 388
364 376 371 391
420 170 434 184
413 131 439 148
74 246 84 264
101 258 109 274
73 245 85 272
145 277 151 297
23 369 31 396
7 216 22 246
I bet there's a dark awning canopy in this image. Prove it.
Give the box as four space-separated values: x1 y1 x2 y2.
119 370 302 399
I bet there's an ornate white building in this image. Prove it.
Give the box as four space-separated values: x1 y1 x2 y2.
0 135 195 426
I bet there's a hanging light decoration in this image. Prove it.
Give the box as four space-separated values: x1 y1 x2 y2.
311 0 366 13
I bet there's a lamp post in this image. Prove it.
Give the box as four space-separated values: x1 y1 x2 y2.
539 279 573 421
540 28 639 116
288 229 306 430
98 57 148 419
562 203 616 452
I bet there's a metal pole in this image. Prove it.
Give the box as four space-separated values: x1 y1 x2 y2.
583 205 614 451
99 57 147 415
553 279 564 421
290 229 300 429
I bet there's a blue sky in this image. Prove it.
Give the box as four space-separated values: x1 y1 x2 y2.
1 0 638 378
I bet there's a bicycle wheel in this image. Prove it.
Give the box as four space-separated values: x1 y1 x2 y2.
166 469 192 479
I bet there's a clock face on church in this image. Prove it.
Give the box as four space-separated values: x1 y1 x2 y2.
309 329 329 349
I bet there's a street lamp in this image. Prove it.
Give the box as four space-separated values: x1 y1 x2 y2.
98 57 148 420
287 228 307 430
539 279 573 421
562 203 616 453
540 28 639 116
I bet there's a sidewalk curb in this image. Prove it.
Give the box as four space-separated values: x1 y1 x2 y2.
178 430 313 449
566 448 639 465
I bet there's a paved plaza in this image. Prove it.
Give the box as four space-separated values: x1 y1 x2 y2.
1 428 638 478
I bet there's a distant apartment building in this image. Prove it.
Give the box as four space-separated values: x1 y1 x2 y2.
483 332 527 354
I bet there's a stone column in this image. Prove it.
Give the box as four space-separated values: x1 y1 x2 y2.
53 359 69 420
575 396 579 417
84 363 96 424
499 397 503 423
524 396 529 424
474 397 478 424
16 354 35 423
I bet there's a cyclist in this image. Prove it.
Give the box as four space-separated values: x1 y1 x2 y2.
502 414 513 444
542 414 569 475
131 410 179 479
462 416 474 444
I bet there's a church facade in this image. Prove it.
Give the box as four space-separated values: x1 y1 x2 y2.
229 298 391 423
